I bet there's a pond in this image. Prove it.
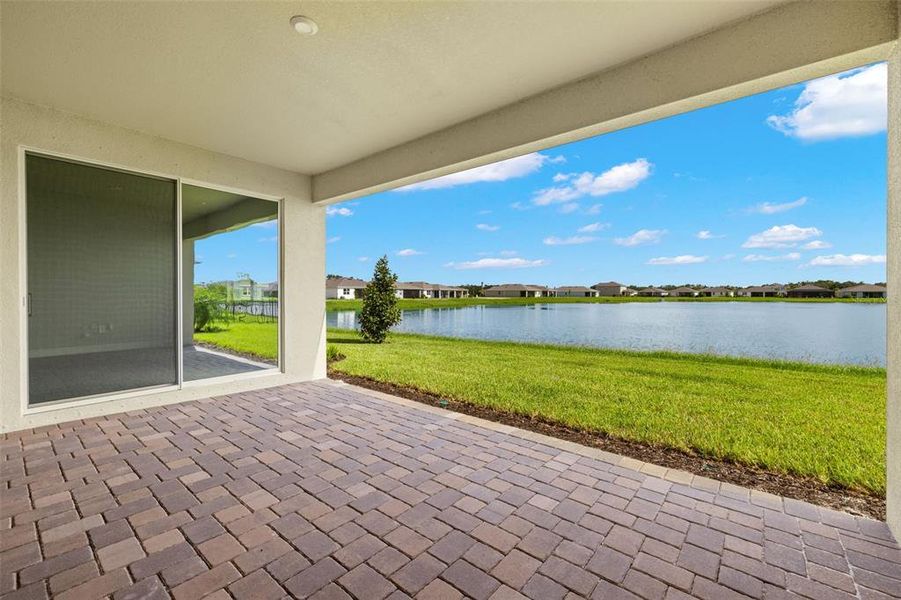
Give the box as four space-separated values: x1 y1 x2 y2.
327 301 886 366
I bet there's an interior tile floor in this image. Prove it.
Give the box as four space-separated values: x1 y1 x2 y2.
27 346 272 405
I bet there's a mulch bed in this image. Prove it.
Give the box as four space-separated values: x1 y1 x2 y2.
328 369 885 521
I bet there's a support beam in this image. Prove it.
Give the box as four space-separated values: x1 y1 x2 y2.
313 0 897 203
887 2 901 537
183 197 277 241
182 240 195 346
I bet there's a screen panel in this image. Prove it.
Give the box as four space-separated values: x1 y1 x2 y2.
26 154 178 404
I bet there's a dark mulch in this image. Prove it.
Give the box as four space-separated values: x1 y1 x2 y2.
328 369 885 521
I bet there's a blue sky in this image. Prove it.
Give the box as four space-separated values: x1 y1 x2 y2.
206 63 888 287
195 219 278 284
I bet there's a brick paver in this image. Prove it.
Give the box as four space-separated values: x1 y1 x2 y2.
2 380 900 598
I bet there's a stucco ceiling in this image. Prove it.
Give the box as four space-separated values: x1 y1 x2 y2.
1 1 784 175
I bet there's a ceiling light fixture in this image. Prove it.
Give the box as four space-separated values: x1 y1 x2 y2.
290 15 318 36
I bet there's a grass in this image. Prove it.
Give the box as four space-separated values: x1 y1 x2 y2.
326 295 885 312
327 329 886 494
194 318 278 360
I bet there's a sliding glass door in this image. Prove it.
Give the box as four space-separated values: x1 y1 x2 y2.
26 154 178 404
182 184 279 382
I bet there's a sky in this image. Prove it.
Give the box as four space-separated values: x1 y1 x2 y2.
195 219 278 284
203 63 888 288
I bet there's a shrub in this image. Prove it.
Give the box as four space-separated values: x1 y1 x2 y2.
326 344 344 363
359 255 401 343
194 285 232 332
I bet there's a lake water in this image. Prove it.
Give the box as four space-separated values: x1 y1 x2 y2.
328 302 886 366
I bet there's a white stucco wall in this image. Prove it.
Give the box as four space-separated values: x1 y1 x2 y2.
886 6 901 536
0 98 327 433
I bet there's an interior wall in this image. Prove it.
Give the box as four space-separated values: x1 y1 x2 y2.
0 97 326 433
26 156 177 358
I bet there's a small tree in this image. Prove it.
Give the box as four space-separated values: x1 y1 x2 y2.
359 255 401 343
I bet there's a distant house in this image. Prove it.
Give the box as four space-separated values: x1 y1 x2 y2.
223 277 265 301
326 277 367 299
396 281 468 299
637 287 668 297
555 286 599 298
593 281 628 296
262 281 278 298
836 284 887 299
396 281 434 299
786 284 833 298
484 284 552 298
737 285 781 298
622 287 639 297
698 286 734 297
669 286 699 297
432 284 468 299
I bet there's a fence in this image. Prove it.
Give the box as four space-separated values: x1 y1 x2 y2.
224 300 279 322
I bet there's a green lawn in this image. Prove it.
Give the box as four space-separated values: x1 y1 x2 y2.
328 329 886 494
326 295 884 312
194 319 279 361
193 320 886 493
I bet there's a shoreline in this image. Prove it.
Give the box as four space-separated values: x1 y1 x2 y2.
327 295 886 312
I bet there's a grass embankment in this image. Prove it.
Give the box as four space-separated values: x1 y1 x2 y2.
328 329 886 494
326 295 884 312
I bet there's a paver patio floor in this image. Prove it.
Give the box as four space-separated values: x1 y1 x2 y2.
2 380 900 599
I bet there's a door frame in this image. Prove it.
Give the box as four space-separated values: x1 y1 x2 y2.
18 146 284 415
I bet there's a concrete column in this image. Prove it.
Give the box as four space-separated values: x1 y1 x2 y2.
182 239 194 347
887 4 901 536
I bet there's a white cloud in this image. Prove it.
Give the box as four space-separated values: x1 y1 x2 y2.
802 240 832 250
585 204 603 215
553 173 573 182
510 202 529 211
806 254 886 267
613 229 666 247
396 152 551 191
357 256 370 262
577 222 610 233
476 224 500 232
226 252 237 259
558 203 580 214
327 236 341 244
477 209 493 215
646 255 709 265
747 197 807 215
445 257 548 270
396 248 423 256
767 64 887 141
742 224 822 249
326 206 353 217
742 252 802 262
533 158 652 206
696 230 725 240
543 235 598 246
